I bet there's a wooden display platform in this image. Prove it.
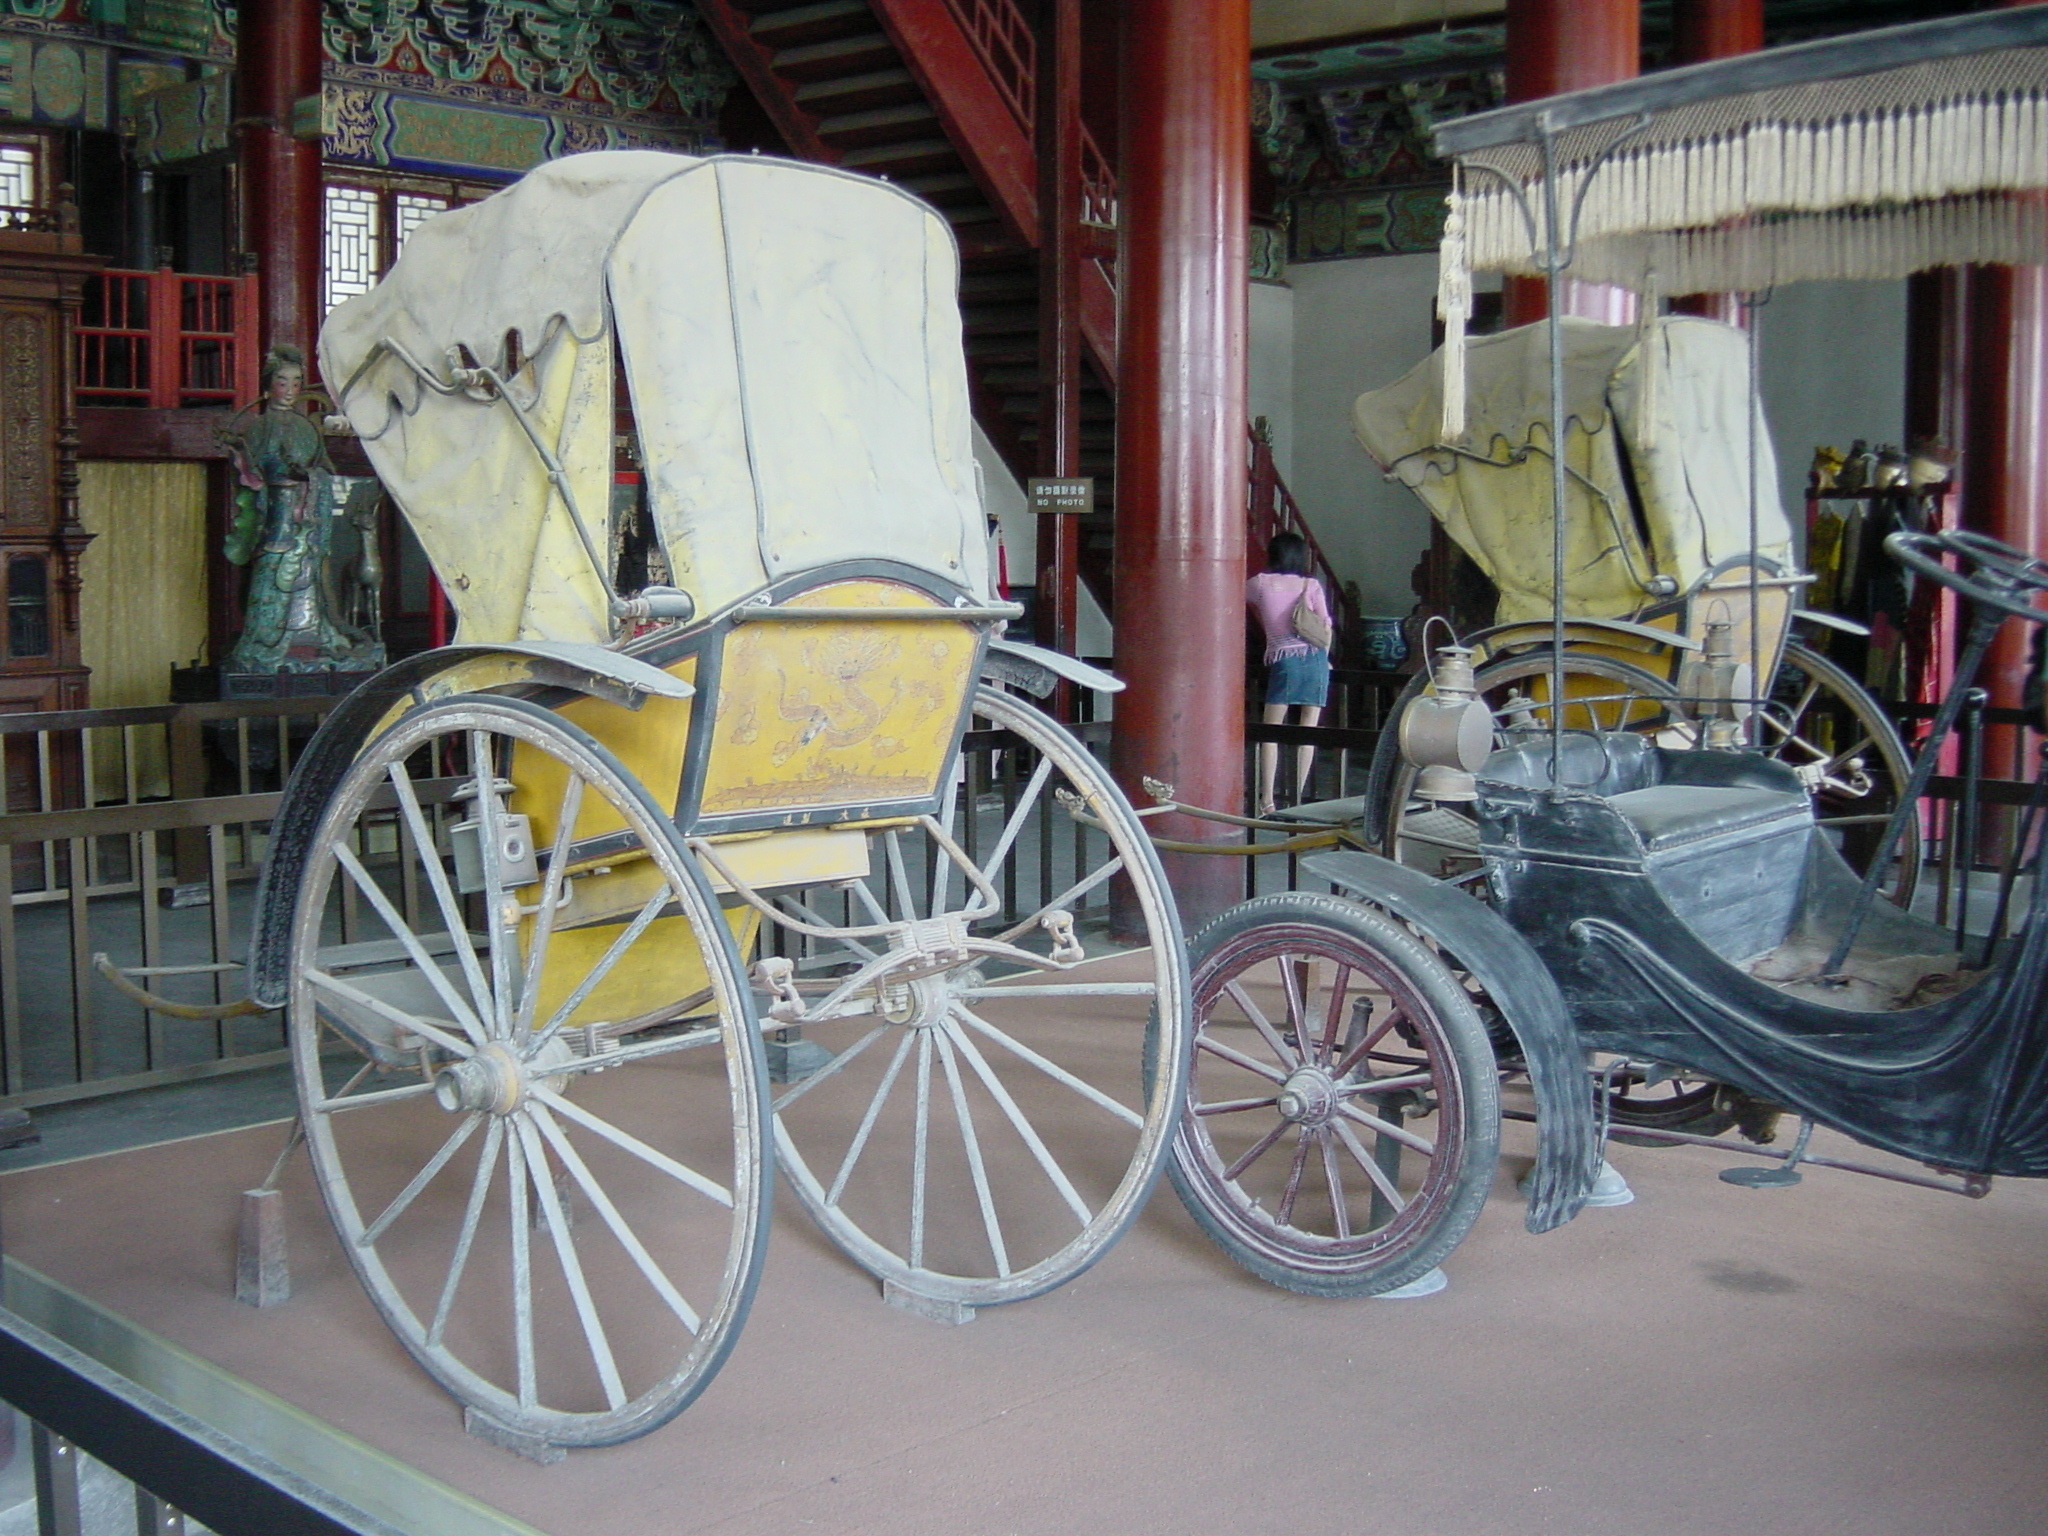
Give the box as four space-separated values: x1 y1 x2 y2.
7 1087 2048 1533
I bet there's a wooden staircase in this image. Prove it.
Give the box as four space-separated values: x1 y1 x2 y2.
693 0 1350 642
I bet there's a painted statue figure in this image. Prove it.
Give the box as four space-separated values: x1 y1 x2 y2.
218 345 384 675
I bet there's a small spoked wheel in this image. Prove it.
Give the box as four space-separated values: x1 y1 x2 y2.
1168 893 1499 1298
762 685 1189 1308
288 695 771 1449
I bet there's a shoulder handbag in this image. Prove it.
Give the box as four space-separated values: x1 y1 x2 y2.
1290 577 1332 652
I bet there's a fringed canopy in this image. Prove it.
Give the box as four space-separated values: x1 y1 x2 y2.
1426 5 2048 439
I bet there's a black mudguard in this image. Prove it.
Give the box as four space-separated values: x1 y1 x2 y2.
1304 849 1601 1232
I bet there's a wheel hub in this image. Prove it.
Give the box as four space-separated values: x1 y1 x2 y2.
433 1039 573 1115
436 1042 523 1115
1276 1066 1338 1127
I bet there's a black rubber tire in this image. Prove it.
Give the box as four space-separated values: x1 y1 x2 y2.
1168 892 1499 1298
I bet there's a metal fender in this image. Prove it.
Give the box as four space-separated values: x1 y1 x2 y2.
245 643 693 1009
983 638 1124 698
1303 849 1601 1232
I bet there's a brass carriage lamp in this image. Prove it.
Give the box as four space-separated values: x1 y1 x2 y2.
1400 644 1494 803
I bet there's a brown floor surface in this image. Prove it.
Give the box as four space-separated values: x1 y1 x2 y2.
6 1106 2048 1536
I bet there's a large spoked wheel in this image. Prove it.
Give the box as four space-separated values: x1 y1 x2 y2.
1168 893 1499 1298
759 685 1188 1309
288 694 771 1449
1761 642 1919 905
1377 652 1686 877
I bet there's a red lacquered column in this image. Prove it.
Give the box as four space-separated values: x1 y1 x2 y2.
1962 261 2048 778
1501 0 1640 328
1111 0 1250 931
237 0 324 368
1669 0 1762 326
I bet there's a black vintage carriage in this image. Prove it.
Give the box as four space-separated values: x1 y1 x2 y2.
1164 8 2048 1298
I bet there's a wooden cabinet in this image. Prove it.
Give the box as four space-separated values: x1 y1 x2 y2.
0 195 101 742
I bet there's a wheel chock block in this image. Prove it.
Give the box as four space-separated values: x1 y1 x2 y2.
464 1408 566 1464
882 1280 975 1325
234 1188 289 1307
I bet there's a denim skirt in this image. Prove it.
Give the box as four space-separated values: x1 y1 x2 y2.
1264 647 1330 706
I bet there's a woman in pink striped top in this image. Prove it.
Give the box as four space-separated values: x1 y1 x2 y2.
1245 531 1331 816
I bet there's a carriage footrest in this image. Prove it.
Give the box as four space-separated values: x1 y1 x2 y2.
882 1280 975 1326
463 1408 565 1464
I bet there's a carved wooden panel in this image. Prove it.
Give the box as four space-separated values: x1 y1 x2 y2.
0 304 54 529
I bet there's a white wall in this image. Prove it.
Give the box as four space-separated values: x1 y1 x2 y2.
1249 279 1296 480
1286 252 1441 615
1756 280 1908 539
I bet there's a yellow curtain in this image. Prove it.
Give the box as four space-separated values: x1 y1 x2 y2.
77 461 209 801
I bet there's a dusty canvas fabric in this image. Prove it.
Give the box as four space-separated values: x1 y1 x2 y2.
1352 316 1792 626
321 151 990 646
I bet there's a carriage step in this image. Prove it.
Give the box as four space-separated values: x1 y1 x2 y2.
1718 1115 1815 1188
882 1280 975 1326
463 1409 565 1465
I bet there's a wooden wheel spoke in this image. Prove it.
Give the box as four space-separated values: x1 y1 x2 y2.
951 1005 1145 1128
330 844 486 1044
933 1028 1009 1278
515 1117 627 1411
779 892 882 962
1335 1098 1436 1156
1330 1010 1405 1080
305 967 475 1061
772 1024 888 1112
825 1029 917 1207
360 1113 483 1247
910 1031 934 1270
1275 1129 1313 1224
312 1079 439 1115
976 754 1056 894
387 761 493 1027
1331 1117 1408 1215
429 1118 504 1348
1337 1069 1434 1098
530 1103 703 1334
1195 1032 1289 1085
942 1015 1093 1228
514 773 586 1040
1320 1131 1351 1240
1277 959 1311 1059
1193 1093 1281 1117
471 730 518 1038
1222 1118 1291 1183
1318 965 1351 1063
1220 979 1300 1068
884 831 917 921
993 857 1124 947
507 1127 536 1409
530 888 670 1052
529 1084 733 1208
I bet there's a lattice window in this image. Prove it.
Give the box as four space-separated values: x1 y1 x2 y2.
0 142 37 213
324 184 382 314
393 191 450 252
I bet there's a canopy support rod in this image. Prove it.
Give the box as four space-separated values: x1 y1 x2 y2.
358 338 622 629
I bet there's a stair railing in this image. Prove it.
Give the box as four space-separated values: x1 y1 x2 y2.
943 0 1038 137
1248 422 1358 649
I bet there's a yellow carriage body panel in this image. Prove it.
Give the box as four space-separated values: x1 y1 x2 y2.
525 906 761 1035
699 580 977 821
506 657 698 849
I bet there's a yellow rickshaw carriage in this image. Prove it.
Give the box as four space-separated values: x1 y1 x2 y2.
1350 311 1915 896
160 152 1192 1457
